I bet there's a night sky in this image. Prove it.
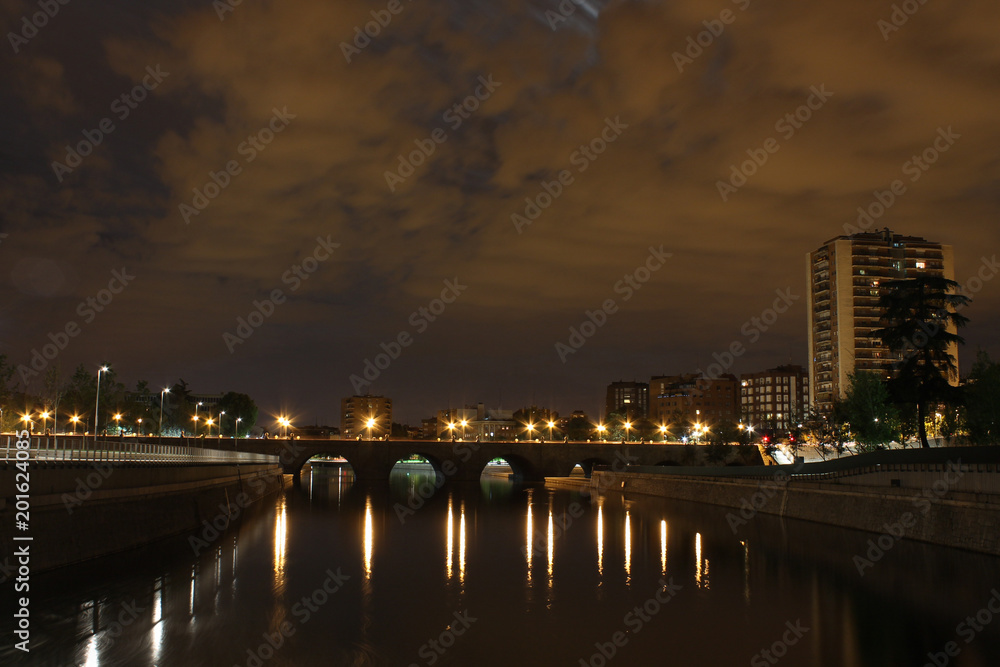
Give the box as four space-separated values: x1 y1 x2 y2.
3 0 999 425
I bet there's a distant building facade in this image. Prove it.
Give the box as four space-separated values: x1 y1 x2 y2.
341 394 392 439
435 403 517 440
605 381 649 420
649 374 739 426
807 229 957 415
739 365 809 435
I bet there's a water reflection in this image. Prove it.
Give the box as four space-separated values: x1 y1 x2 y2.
660 519 668 575
624 510 631 586
596 504 603 578
6 465 1000 667
695 532 710 589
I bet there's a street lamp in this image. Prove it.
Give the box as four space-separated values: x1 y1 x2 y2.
277 416 290 438
113 413 122 434
624 421 632 442
206 418 215 437
194 402 203 435
219 411 226 437
366 417 375 440
447 422 456 440
597 424 607 441
95 365 108 438
159 387 170 435
21 413 32 433
137 418 142 436
235 417 242 438
659 425 668 442
460 419 468 440
40 410 50 434
70 415 80 435
526 423 535 440
547 420 555 442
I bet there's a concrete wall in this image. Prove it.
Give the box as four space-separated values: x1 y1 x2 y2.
0 462 285 573
592 451 1000 556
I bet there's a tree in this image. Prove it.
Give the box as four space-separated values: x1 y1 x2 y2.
565 415 592 441
964 351 1000 445
874 276 970 448
0 354 16 431
217 392 257 438
839 371 900 452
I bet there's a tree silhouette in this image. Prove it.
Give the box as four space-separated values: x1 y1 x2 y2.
874 276 969 448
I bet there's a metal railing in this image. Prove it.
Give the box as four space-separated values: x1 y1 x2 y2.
1 434 277 465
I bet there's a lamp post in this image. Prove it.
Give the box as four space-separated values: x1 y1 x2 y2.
366 417 375 440
547 420 555 442
219 411 226 437
159 388 170 435
597 424 607 441
526 423 535 440
70 415 80 435
460 419 468 441
447 422 455 440
94 365 108 439
113 413 122 434
235 417 242 438
137 418 142 436
659 425 668 443
206 418 215 437
21 413 32 434
624 421 632 442
194 402 203 436
40 410 49 434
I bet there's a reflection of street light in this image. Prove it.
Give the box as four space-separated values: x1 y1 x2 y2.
95 365 108 438
159 387 170 435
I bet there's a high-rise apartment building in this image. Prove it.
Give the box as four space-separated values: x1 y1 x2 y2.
605 381 649 420
341 394 393 439
739 365 809 435
649 374 739 426
806 229 956 415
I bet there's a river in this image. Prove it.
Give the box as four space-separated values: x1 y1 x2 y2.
3 463 1000 666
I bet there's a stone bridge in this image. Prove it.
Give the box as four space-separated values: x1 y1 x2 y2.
238 438 762 482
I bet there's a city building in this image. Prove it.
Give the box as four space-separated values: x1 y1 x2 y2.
739 365 809 436
649 374 739 427
605 381 649 420
434 403 517 440
807 229 957 415
341 394 392 439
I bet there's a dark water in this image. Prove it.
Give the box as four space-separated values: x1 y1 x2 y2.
3 464 1000 667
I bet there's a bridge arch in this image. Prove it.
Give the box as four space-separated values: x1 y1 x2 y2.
299 450 361 476
480 454 535 482
390 451 447 479
570 458 613 478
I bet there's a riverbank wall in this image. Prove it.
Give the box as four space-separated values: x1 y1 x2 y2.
0 461 285 574
591 446 1000 556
